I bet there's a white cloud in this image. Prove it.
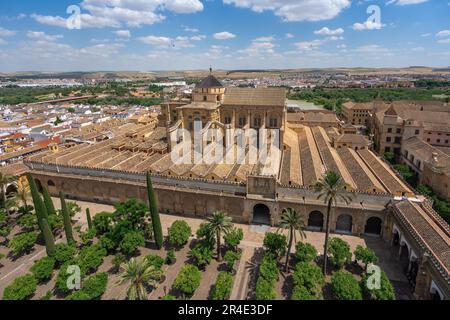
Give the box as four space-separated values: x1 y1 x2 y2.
190 35 206 41
254 36 275 42
295 39 325 51
0 39 7 45
138 35 195 48
79 43 125 58
352 21 384 31
354 44 392 56
26 31 63 42
31 14 68 28
138 35 172 46
314 27 344 36
184 26 199 32
239 40 275 56
294 35 342 51
223 0 351 22
32 0 204 29
114 30 131 38
436 30 450 37
387 0 428 5
205 45 229 59
0 28 16 37
437 38 450 44
213 32 236 40
285 33 294 38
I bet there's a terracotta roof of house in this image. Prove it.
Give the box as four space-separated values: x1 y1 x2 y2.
403 137 450 174
342 102 373 110
34 136 61 148
1 132 28 140
0 145 44 162
385 105 398 116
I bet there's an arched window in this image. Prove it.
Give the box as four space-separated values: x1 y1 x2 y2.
308 211 324 231
364 217 382 235
269 117 278 128
252 204 271 225
253 115 261 128
238 116 246 127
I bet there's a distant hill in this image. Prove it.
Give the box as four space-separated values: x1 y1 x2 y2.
1 67 449 81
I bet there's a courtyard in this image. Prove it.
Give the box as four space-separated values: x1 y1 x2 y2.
0 197 412 300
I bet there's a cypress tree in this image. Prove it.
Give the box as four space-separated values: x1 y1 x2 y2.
147 172 163 249
42 186 56 216
86 208 93 230
59 192 75 245
26 173 48 232
41 218 55 256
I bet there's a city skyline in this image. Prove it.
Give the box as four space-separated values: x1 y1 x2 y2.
0 0 450 72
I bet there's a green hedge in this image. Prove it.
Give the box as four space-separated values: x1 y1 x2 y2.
173 264 201 297
30 256 55 282
255 278 276 300
331 271 362 300
212 271 233 300
2 274 37 300
168 220 192 247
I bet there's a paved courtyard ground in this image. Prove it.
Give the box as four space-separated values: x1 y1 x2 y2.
0 198 413 300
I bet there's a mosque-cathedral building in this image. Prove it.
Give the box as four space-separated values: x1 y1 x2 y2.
23 74 449 299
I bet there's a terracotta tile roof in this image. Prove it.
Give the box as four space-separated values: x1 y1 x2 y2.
1 132 28 140
385 105 398 116
0 145 44 162
34 136 61 148
335 134 368 145
286 112 337 124
0 162 29 176
223 87 285 107
337 147 385 193
404 137 450 175
393 200 450 284
342 102 373 110
357 148 411 196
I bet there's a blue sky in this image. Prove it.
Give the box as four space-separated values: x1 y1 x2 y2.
0 0 449 71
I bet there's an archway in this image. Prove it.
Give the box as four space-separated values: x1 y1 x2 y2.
252 204 271 225
336 214 352 233
308 211 324 231
399 243 410 274
47 180 55 187
5 184 17 196
392 230 400 247
364 217 382 235
408 257 419 287
35 179 43 192
431 285 443 301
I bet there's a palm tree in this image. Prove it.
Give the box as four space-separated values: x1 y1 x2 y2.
206 211 233 261
0 173 16 209
118 257 162 300
278 208 306 272
313 171 353 275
